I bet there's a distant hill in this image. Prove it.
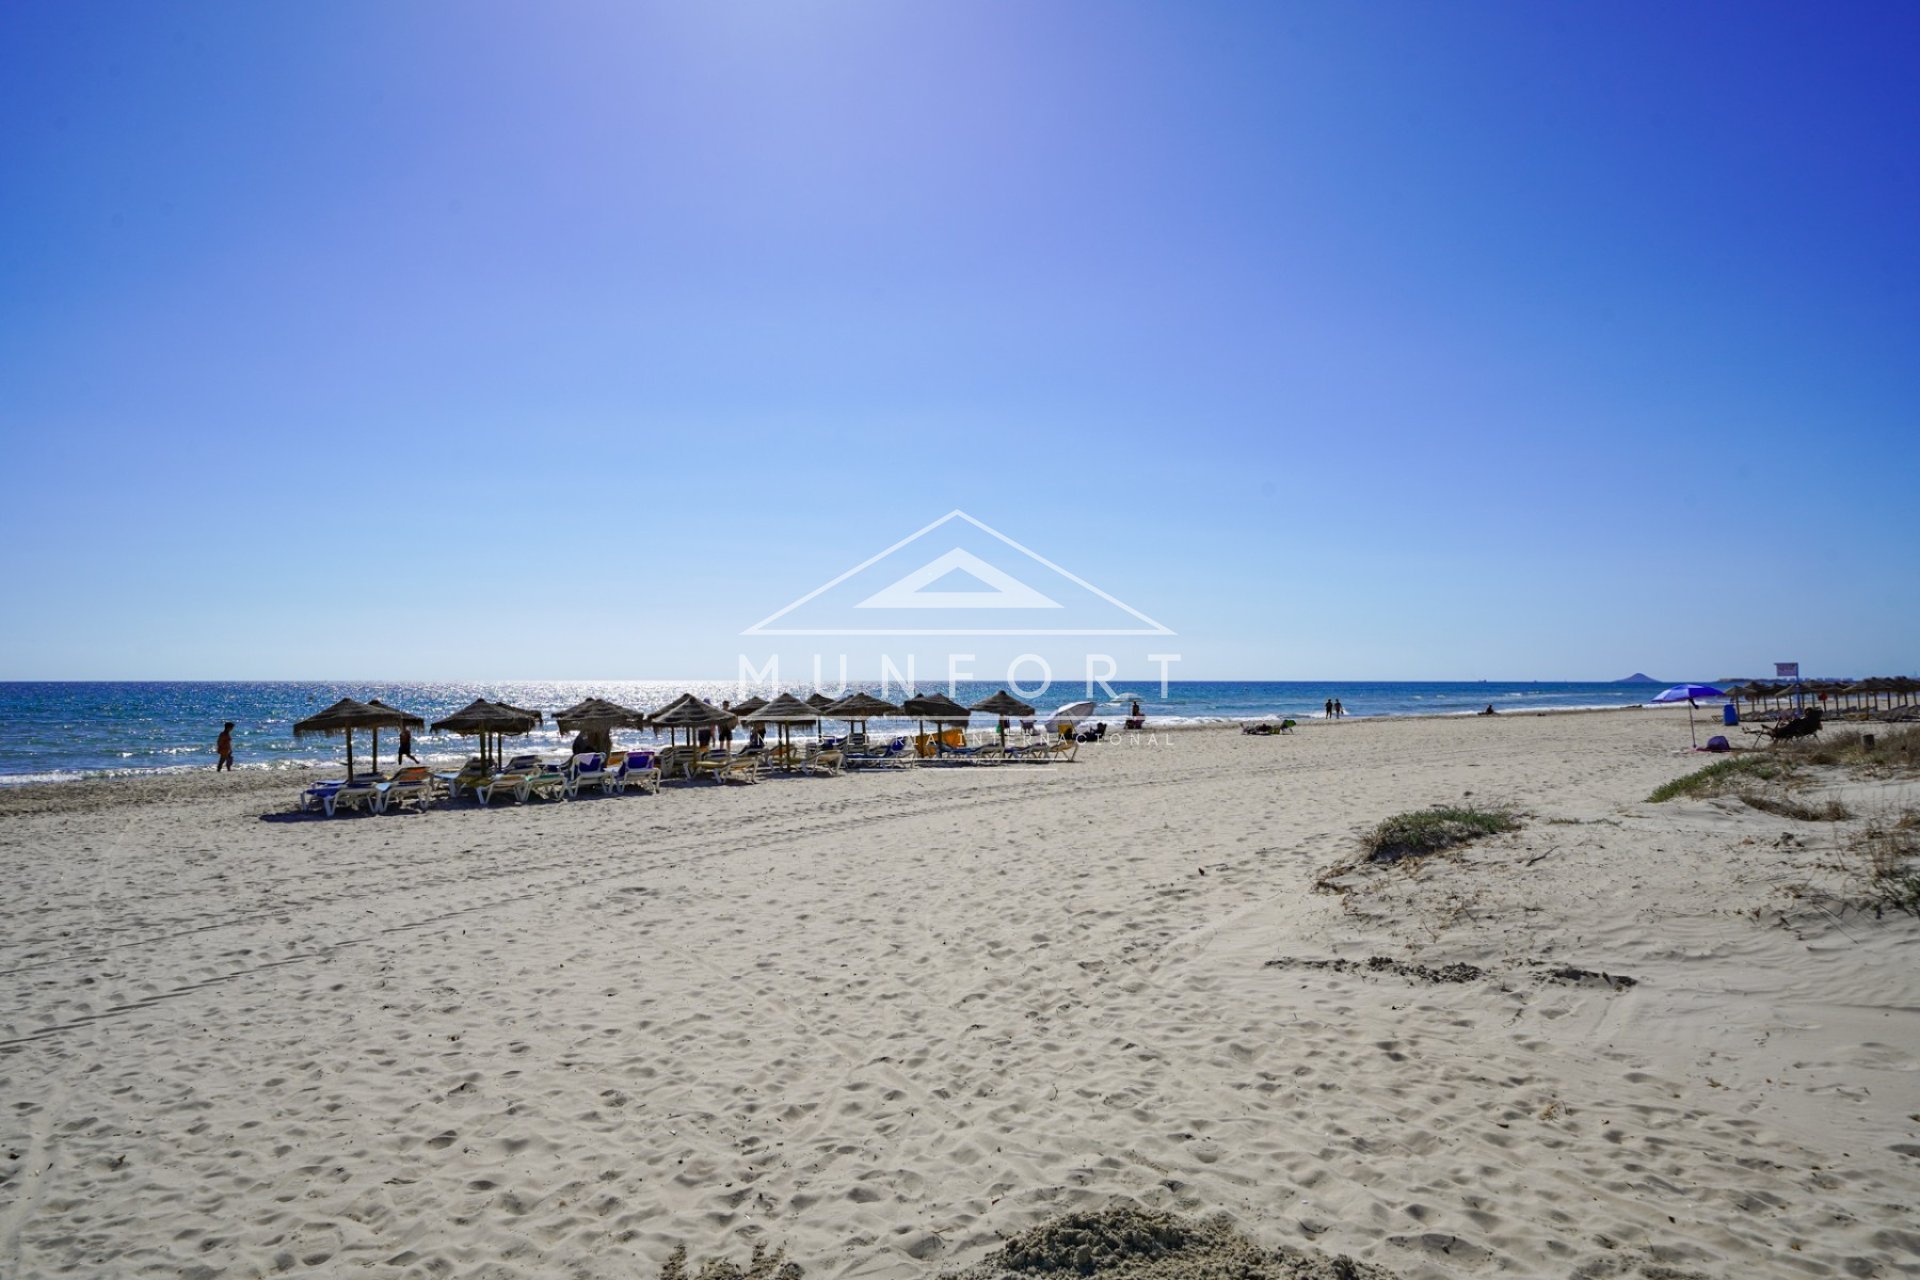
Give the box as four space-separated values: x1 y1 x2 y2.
1618 673 1659 683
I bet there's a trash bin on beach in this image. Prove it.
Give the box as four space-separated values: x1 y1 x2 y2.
1723 703 1739 726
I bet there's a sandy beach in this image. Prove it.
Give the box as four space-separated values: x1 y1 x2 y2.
2 707 1917 1279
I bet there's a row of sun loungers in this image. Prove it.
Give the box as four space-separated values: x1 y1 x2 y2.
301 751 663 814
297 733 1079 816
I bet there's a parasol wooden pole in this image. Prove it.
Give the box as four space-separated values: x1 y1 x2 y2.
347 728 356 780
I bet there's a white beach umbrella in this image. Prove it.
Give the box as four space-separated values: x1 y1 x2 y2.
1047 700 1096 733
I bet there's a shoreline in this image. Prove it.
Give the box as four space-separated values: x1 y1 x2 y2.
0 703 1675 796
0 682 1716 788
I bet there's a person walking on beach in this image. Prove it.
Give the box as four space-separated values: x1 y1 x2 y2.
1325 697 1335 720
1334 698 1345 719
215 722 235 772
719 701 736 754
398 725 418 764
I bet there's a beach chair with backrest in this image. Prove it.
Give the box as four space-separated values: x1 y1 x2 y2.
563 752 610 797
378 765 435 813
716 754 761 784
475 767 535 805
692 749 732 783
975 736 1014 764
523 761 569 801
437 757 490 801
855 736 914 768
656 745 703 781
614 750 662 794
1749 707 1823 746
323 776 384 816
300 779 346 812
799 744 843 776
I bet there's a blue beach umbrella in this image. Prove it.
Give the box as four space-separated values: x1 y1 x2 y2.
1651 684 1726 748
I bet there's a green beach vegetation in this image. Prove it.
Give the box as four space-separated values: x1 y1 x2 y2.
1365 804 1522 864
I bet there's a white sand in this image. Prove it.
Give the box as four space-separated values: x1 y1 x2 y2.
2 709 1917 1279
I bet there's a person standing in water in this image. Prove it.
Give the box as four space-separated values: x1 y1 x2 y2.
215 722 235 772
1324 697 1334 720
1334 698 1345 719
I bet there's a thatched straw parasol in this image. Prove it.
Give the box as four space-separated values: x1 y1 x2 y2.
554 696 648 755
971 691 1036 745
648 695 738 749
294 697 422 779
649 692 696 716
366 698 426 772
746 692 828 763
431 698 543 769
1802 680 1844 712
731 695 770 720
903 692 971 751
823 691 902 744
970 691 1036 718
751 693 825 723
555 696 646 730
1845 679 1887 713
805 693 838 713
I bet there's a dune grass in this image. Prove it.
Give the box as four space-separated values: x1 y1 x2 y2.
1648 755 1793 802
1366 805 1521 864
1859 808 1920 917
1740 792 1851 822
1797 723 1920 772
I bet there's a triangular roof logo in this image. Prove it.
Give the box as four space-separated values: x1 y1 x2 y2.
857 549 1061 610
745 510 1173 636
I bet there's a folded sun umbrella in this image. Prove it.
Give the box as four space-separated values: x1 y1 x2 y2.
1651 684 1726 749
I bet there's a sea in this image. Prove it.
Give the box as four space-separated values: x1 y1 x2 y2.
0 680 1679 785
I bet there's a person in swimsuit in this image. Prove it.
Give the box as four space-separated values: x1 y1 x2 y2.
215 722 235 772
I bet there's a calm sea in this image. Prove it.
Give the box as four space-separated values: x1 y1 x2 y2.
0 680 1677 784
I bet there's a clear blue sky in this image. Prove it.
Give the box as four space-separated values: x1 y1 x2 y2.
3 2 1915 681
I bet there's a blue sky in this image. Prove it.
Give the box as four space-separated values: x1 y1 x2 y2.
2 2 1915 681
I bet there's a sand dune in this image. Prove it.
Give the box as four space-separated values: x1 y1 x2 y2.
2 709 1917 1278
